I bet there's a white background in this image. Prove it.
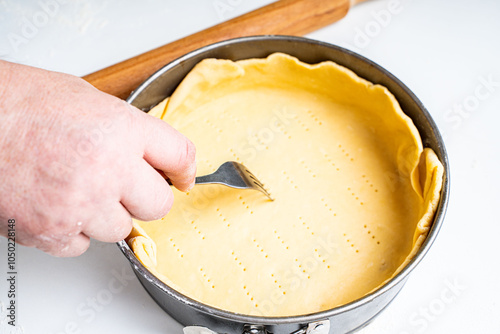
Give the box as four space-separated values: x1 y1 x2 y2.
1 0 499 333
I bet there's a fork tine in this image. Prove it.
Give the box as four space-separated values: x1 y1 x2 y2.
251 180 273 200
253 179 266 188
191 161 274 201
243 168 264 185
245 168 261 180
245 169 257 179
252 180 264 189
239 165 274 200
248 176 265 188
245 173 265 187
259 187 274 201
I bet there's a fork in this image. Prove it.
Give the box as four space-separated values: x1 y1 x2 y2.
166 161 273 201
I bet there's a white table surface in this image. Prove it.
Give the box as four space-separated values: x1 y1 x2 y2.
1 0 499 333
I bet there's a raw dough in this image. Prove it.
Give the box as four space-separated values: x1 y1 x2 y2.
128 53 444 316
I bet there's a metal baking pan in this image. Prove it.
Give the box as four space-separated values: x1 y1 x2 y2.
118 35 450 334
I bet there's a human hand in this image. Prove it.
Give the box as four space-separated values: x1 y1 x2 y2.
0 60 196 257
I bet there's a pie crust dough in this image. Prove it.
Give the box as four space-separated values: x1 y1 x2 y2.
128 53 444 316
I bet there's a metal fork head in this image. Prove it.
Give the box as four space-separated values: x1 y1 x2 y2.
195 161 274 201
230 162 274 201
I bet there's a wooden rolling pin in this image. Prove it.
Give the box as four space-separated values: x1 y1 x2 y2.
83 0 367 99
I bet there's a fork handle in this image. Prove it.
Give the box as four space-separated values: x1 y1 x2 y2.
164 174 219 185
194 175 218 184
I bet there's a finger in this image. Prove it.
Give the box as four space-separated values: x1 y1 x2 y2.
82 202 133 243
40 233 91 258
135 111 196 192
120 159 174 221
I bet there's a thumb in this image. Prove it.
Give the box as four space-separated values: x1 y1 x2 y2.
134 108 197 192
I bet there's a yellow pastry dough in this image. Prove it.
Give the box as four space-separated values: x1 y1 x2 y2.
128 53 444 317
